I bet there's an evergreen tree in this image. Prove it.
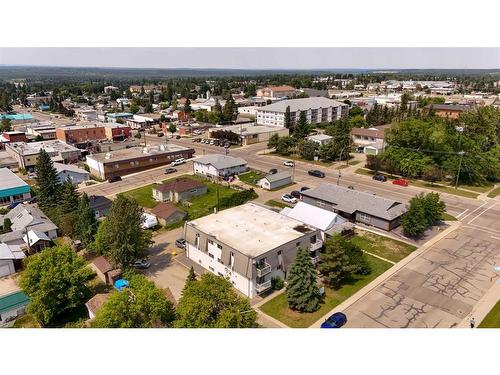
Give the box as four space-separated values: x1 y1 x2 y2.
318 235 356 288
187 266 197 283
222 95 236 122
284 105 292 130
183 98 192 113
74 193 98 248
35 149 61 210
286 249 321 312
293 111 310 139
57 178 80 236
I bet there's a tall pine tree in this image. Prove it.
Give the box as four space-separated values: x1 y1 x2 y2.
293 111 310 140
74 193 98 248
318 235 355 288
286 249 321 312
35 149 61 210
284 105 292 130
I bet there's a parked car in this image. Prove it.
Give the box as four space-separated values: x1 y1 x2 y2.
133 259 151 269
165 167 177 174
300 186 310 192
320 312 347 328
157 132 165 137
213 139 220 146
372 174 387 182
392 179 409 187
200 139 206 143
308 169 325 178
175 135 181 139
175 238 186 249
290 190 301 199
171 158 186 166
7 200 23 209
209 140 215 145
347 185 354 190
108 176 122 183
281 194 297 204
356 146 364 153
283 160 294 167
269 168 278 174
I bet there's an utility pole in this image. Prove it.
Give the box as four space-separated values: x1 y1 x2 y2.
454 126 464 190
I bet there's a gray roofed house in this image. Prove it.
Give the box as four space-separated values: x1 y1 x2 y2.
307 133 333 145
300 184 407 231
259 171 292 190
193 154 248 179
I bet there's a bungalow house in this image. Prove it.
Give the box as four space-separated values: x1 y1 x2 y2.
259 171 292 190
90 256 121 285
0 243 26 277
150 202 187 226
300 184 407 231
193 154 248 179
152 178 207 203
53 162 90 185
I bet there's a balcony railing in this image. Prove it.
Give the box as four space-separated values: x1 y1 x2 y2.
256 262 272 277
310 256 320 265
310 240 323 252
255 279 272 293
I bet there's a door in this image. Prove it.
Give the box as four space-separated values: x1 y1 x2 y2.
0 263 12 277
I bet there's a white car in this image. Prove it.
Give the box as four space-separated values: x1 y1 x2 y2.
283 160 294 167
281 194 297 204
171 158 186 166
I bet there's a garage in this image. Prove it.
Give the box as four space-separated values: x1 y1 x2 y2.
0 263 14 278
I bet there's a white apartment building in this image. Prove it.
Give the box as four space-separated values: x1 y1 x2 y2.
256 97 349 127
184 203 322 298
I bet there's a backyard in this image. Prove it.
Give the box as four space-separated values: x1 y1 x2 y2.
238 170 265 187
350 229 417 263
259 254 392 328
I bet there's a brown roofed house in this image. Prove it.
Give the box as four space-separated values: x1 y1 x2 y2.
85 293 110 320
90 256 122 285
152 178 207 203
150 202 187 226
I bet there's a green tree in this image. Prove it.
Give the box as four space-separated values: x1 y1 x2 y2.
275 136 296 156
19 245 94 325
187 266 197 283
183 98 192 113
222 95 236 122
92 272 175 328
74 193 98 248
284 105 292 130
299 140 318 161
318 235 356 288
174 273 257 328
422 192 446 225
293 111 310 139
35 148 61 210
267 133 280 149
168 123 177 136
0 118 12 132
401 196 428 238
92 218 112 255
285 249 321 312
95 195 152 267
130 102 139 114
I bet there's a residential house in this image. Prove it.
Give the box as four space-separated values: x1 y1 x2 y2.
152 178 207 203
53 162 90 184
351 126 387 155
193 154 248 179
184 202 322 298
307 133 333 146
85 293 110 320
259 171 292 190
90 256 121 285
424 104 472 119
0 243 26 277
300 184 407 231
150 202 187 226
0 168 31 206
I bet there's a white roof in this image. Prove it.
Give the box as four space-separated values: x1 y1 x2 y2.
0 243 26 260
258 97 347 113
280 201 346 231
0 168 29 190
308 134 333 141
23 230 51 246
53 162 89 175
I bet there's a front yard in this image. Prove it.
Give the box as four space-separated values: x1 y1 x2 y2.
350 229 417 263
238 170 265 187
259 254 392 328
478 301 500 328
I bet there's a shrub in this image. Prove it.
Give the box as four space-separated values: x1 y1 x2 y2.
271 276 285 290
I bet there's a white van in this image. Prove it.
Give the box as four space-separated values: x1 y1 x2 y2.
171 158 186 166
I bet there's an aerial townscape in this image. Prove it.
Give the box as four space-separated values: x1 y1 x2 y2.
0 64 499 330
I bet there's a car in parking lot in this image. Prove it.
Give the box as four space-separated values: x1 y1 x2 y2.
308 169 325 178
372 174 387 182
283 160 294 167
347 185 354 190
171 158 186 166
320 312 347 328
392 179 409 186
290 190 301 199
269 168 278 174
281 194 297 204
108 175 122 183
175 238 186 249
133 259 151 269
165 167 177 174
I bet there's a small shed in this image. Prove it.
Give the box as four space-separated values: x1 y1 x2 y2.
85 293 110 320
259 171 292 190
150 202 187 226
90 256 121 285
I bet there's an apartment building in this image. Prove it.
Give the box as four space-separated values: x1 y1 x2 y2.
55 124 106 146
184 203 322 298
86 144 195 179
5 140 81 170
256 97 349 127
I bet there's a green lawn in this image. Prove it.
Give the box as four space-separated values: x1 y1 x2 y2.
441 212 457 221
354 168 479 199
238 170 265 186
121 183 158 208
265 199 292 209
350 230 417 263
268 152 334 167
478 301 500 328
487 186 500 198
260 254 392 328
12 314 41 328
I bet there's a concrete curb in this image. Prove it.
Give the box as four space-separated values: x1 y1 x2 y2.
309 221 462 328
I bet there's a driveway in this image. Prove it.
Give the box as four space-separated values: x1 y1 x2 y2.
343 227 500 328
0 274 21 296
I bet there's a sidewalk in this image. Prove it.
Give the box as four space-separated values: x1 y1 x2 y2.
252 288 289 328
458 282 500 328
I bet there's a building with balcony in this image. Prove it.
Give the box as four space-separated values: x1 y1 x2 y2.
256 97 349 127
184 202 321 298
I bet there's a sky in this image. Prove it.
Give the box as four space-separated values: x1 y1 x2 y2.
0 48 499 70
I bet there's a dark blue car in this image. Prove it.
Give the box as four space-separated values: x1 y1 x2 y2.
320 312 347 328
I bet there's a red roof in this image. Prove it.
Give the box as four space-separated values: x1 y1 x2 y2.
153 178 205 194
150 202 186 220
92 256 113 274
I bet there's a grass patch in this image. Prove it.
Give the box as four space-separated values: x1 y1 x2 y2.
348 160 361 166
487 186 500 198
456 183 493 193
350 229 417 263
441 212 457 221
478 301 500 328
268 152 334 167
265 199 292 209
122 183 158 208
260 255 392 328
238 170 265 186
12 314 41 328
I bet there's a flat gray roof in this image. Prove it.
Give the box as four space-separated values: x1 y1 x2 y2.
188 202 316 258
87 144 192 164
194 154 247 170
258 97 347 113
0 168 28 190
7 140 80 155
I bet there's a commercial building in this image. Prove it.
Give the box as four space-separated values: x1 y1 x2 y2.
85 144 195 179
256 97 349 127
0 168 31 206
1 131 27 144
300 184 407 231
26 124 56 140
103 123 131 141
74 108 98 122
107 112 133 123
193 154 248 179
307 133 333 146
55 124 106 147
5 140 81 169
208 123 289 145
256 85 296 99
184 202 322 297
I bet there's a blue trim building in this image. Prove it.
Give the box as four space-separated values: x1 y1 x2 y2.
0 168 31 206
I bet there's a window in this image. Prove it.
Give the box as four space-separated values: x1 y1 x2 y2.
310 235 317 244
208 239 213 245
195 233 200 248
218 272 224 277
209 266 215 272
296 242 301 247
358 212 371 223
217 258 223 264
208 253 214 259
277 250 282 255
217 244 222 250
